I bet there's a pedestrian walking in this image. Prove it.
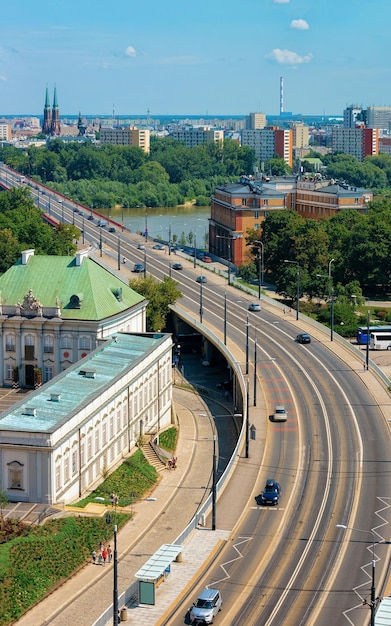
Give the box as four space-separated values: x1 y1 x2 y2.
99 541 103 552
102 547 108 566
283 307 286 314
91 550 96 564
108 545 112 562
97 552 103 566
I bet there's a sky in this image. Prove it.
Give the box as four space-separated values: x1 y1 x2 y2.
1 0 391 117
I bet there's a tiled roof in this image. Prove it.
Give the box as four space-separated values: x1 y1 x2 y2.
0 255 144 320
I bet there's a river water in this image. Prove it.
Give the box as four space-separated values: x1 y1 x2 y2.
105 205 210 245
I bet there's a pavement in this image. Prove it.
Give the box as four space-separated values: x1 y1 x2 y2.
11 244 391 626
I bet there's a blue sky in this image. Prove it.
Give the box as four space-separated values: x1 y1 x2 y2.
1 0 390 117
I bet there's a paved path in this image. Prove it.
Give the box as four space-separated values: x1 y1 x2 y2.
15 387 233 626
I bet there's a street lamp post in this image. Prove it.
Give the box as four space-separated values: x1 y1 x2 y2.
245 313 249 375
245 378 250 458
317 258 335 342
193 235 197 269
253 337 257 406
199 278 203 323
284 259 300 321
144 210 148 243
99 225 103 257
143 248 147 278
336 524 377 626
95 495 120 626
253 241 264 300
366 308 370 370
216 235 233 286
82 211 85 244
212 434 217 530
117 236 121 271
59 199 64 223
223 291 227 345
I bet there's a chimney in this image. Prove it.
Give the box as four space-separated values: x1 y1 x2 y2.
21 249 35 265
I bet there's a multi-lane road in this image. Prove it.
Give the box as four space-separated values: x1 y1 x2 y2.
1 167 391 625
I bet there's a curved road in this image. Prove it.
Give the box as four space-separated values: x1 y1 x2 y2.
2 169 391 626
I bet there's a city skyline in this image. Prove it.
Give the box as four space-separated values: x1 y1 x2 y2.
1 0 390 117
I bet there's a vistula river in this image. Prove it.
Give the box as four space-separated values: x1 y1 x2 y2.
103 205 210 245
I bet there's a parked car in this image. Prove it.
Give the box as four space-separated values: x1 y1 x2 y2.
189 588 222 624
152 243 165 250
273 405 287 422
296 333 311 344
196 276 207 283
248 302 261 312
199 254 212 263
133 263 144 273
256 478 281 506
172 263 183 270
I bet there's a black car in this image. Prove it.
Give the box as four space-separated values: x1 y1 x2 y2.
172 263 183 270
296 333 311 344
196 276 207 283
133 263 144 273
256 479 281 506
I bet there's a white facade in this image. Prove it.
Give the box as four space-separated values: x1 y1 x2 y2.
0 332 173 505
0 250 146 387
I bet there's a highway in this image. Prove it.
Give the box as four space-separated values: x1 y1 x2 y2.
1 166 391 625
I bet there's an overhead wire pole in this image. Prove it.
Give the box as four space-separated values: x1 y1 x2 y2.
223 291 227 345
253 337 257 406
245 313 249 375
245 378 250 458
253 240 264 300
284 259 300 320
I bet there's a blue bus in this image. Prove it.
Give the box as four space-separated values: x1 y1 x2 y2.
356 325 391 345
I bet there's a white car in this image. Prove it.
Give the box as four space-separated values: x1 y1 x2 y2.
248 302 261 312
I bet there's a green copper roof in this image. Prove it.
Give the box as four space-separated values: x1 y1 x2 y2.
45 85 50 110
0 255 145 320
52 85 58 109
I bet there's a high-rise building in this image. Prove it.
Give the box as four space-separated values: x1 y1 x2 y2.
366 106 391 130
343 105 365 128
245 112 266 130
241 127 293 167
332 127 378 161
0 124 11 141
100 126 150 153
168 127 224 148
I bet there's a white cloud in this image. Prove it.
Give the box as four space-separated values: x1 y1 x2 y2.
0 75 6 81
267 48 313 65
274 0 290 3
125 46 136 58
290 19 309 30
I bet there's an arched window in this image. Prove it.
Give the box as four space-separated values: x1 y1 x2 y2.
7 460 24 490
5 334 15 351
79 336 91 350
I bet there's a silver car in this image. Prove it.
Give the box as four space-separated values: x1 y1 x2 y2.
190 588 222 624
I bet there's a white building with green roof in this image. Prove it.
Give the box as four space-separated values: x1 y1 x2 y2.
0 249 147 388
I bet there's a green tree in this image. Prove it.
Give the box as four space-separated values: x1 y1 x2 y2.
128 275 182 331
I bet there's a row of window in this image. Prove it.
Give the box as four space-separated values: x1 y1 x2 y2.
4 334 92 352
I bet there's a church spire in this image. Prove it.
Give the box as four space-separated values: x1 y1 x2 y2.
42 84 52 134
50 85 61 136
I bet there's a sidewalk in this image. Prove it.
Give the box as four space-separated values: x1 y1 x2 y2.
15 387 232 626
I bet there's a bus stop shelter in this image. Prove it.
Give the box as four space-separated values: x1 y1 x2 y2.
135 543 183 605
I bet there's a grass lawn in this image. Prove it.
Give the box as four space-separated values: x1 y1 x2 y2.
0 448 158 625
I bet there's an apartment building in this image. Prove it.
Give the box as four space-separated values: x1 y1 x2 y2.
169 127 224 148
245 112 267 130
240 128 293 168
366 106 391 131
0 124 12 141
100 126 150 153
331 127 378 161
